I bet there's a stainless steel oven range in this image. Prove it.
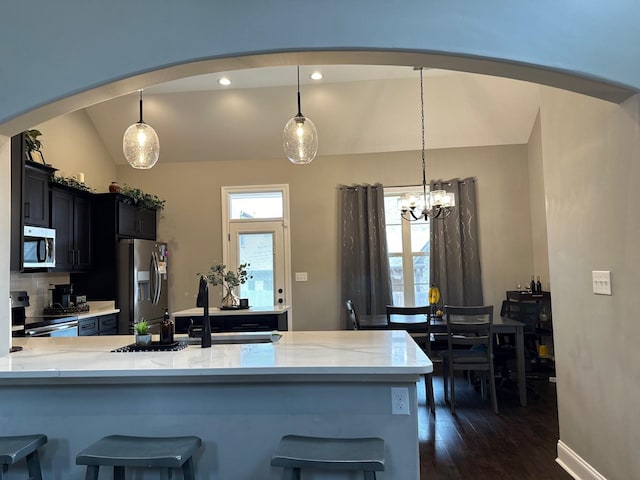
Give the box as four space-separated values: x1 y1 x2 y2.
10 290 79 337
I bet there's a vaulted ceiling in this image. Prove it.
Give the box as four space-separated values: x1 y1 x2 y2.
83 66 541 165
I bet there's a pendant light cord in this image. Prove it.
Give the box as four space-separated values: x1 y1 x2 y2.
420 68 427 201
138 89 144 124
296 66 302 116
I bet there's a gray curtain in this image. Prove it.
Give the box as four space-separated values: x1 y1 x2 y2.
340 184 392 320
430 177 483 306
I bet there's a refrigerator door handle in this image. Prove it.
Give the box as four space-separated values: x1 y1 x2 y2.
152 251 162 305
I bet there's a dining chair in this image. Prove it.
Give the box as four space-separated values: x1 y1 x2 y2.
440 305 498 414
345 299 360 330
386 305 436 415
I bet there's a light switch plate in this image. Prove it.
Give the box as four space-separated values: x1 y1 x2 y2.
295 272 308 282
592 270 612 295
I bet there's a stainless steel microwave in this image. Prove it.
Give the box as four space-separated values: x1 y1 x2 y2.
23 225 56 269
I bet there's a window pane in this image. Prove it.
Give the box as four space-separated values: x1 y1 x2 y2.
386 225 403 253
414 254 430 306
389 256 404 305
230 192 283 219
238 232 274 306
410 222 429 253
384 195 402 226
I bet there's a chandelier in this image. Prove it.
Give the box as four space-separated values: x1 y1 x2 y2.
400 68 455 221
122 89 160 169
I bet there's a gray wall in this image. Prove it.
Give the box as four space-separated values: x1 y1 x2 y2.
115 145 532 331
540 88 640 479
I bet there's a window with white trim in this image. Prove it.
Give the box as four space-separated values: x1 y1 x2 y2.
384 187 430 306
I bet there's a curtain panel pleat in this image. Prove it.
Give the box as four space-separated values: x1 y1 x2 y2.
340 184 392 326
430 177 483 307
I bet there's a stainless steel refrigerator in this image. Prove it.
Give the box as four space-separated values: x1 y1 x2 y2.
118 239 168 334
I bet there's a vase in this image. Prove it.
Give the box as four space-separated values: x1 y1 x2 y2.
221 287 240 308
109 181 121 193
135 333 152 345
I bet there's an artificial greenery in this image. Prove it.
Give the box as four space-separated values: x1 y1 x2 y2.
50 175 95 192
24 129 43 153
199 263 252 294
134 320 149 335
119 184 166 210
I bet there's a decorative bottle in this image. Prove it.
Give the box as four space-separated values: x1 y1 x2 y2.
160 309 174 344
529 276 535 293
536 276 542 293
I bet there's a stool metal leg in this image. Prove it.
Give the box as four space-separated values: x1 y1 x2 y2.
26 450 43 480
114 465 125 480
364 472 377 480
84 465 99 480
181 457 196 480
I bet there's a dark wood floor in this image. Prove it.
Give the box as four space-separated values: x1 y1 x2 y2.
418 367 573 480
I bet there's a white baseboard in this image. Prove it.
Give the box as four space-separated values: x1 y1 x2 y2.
556 440 607 480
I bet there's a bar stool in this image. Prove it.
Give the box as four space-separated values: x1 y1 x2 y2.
0 434 47 480
75 434 202 480
271 434 385 479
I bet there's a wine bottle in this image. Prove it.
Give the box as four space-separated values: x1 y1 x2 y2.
529 276 535 293
536 276 542 293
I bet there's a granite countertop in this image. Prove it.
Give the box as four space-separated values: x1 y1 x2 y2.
76 301 120 319
2 330 432 382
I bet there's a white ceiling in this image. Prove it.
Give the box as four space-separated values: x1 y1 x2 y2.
83 66 541 165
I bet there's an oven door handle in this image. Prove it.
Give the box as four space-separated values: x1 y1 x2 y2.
25 321 79 336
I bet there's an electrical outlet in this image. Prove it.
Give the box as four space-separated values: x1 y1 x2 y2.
391 387 410 415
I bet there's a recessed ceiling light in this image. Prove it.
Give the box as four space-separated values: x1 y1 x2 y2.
309 72 323 80
218 77 231 86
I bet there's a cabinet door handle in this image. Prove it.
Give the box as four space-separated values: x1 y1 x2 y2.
24 202 30 218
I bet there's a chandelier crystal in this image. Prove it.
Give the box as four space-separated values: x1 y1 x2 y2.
123 90 160 169
400 68 455 221
283 66 318 164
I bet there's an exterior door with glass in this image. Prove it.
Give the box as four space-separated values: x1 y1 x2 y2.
228 221 287 307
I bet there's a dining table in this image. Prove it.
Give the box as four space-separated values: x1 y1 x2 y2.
358 313 528 407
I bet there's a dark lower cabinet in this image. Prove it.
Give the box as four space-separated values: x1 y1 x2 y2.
174 312 288 334
98 314 118 335
78 317 99 336
78 314 119 336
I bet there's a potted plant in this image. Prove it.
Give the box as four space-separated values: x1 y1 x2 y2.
134 320 152 345
119 185 166 210
200 262 252 308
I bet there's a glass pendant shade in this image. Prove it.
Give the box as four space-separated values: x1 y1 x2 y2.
123 122 160 169
122 90 160 169
283 114 318 164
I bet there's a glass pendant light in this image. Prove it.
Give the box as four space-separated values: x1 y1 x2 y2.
122 89 160 169
283 66 318 164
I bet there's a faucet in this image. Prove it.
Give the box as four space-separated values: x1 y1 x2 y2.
196 276 212 348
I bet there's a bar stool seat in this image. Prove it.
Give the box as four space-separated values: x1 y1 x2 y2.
76 435 201 480
271 435 385 479
0 434 47 480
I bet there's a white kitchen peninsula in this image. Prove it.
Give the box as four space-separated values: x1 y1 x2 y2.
1 330 431 479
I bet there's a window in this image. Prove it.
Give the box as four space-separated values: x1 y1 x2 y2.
222 185 291 310
229 191 283 219
384 187 430 306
